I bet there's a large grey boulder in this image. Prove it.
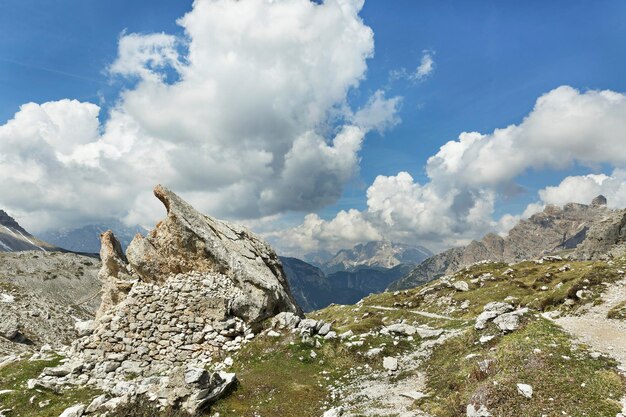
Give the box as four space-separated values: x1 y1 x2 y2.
493 308 528 332
475 302 514 330
0 316 19 340
99 184 301 324
386 323 417 336
180 369 237 413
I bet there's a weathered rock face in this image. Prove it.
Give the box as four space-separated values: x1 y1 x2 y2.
390 196 626 290
97 231 133 318
573 208 626 260
91 185 301 358
120 184 301 323
591 194 608 207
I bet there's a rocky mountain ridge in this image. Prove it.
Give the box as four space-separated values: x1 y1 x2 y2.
40 222 148 254
390 195 626 290
310 240 432 273
281 256 414 311
0 210 58 253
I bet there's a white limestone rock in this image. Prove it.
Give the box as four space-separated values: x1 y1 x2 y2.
58 404 85 417
323 406 344 417
475 302 514 330
271 312 301 329
386 323 417 336
467 404 492 417
516 383 533 399
74 320 94 337
493 308 528 333
383 357 398 371
0 316 19 340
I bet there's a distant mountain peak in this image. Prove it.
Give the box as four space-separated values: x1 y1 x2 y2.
41 221 147 254
591 194 608 207
319 240 432 273
0 210 57 252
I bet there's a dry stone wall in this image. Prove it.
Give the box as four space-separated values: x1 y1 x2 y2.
72 272 251 382
34 185 303 414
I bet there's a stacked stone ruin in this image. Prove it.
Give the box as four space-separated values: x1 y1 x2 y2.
35 185 302 414
72 272 251 378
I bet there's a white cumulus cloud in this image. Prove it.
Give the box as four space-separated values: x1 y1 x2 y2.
413 49 435 81
273 86 626 255
0 0 402 233
525 170 626 212
389 49 436 84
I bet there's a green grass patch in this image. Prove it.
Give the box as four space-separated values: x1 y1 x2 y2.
0 356 101 417
349 259 623 324
608 301 626 320
420 319 625 417
212 327 422 417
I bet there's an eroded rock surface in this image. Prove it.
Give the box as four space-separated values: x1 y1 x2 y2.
121 184 301 323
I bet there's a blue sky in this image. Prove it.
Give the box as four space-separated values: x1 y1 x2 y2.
1 0 626 255
354 0 626 212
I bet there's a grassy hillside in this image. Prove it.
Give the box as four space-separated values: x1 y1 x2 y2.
214 257 626 416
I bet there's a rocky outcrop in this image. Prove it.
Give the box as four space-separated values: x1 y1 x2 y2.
573 208 626 260
122 184 301 322
390 196 626 290
591 194 608 207
39 184 302 413
96 231 133 318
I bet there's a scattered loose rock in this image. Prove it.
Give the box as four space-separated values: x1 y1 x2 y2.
516 383 533 399
386 323 416 336
383 357 398 371
58 404 85 417
467 404 492 417
475 302 514 330
493 308 528 333
323 406 344 417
